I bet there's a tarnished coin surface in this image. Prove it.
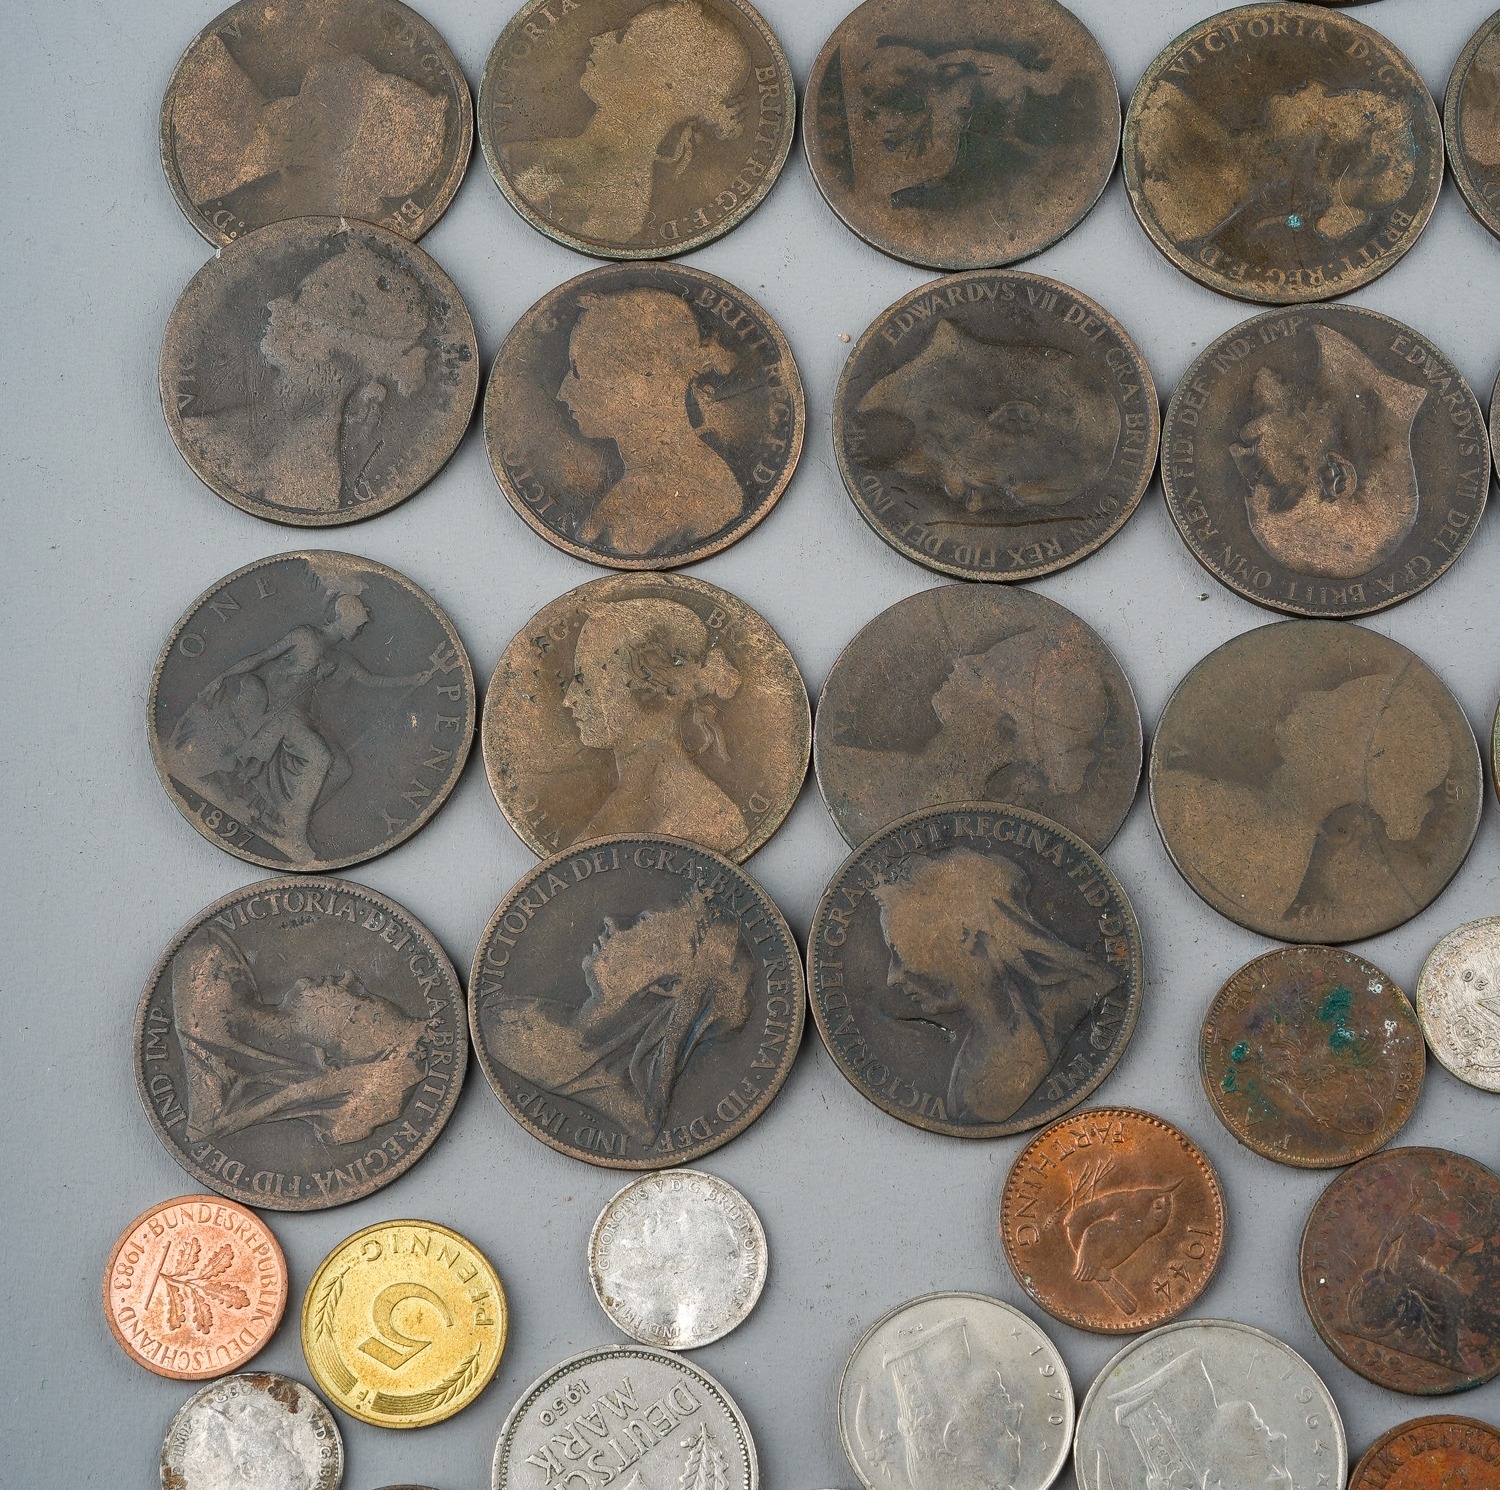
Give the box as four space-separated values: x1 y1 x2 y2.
482 572 809 863
1446 12 1500 243
589 1169 767 1348
161 0 472 246
135 878 466 1211
1000 1108 1226 1335
470 835 803 1169
1350 1417 1500 1490
478 0 794 259
808 804 1144 1138
1200 945 1424 1167
1417 918 1500 1093
1301 1147 1500 1394
150 552 474 872
1124 5 1443 304
815 584 1141 851
1151 620 1481 943
834 271 1159 581
160 218 478 526
804 0 1120 270
839 1292 1073 1490
484 262 804 568
1162 306 1489 616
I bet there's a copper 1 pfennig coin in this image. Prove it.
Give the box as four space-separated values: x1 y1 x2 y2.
815 583 1141 851
804 0 1119 271
1416 918 1500 1094
1151 620 1482 944
1200 945 1424 1167
1124 5 1443 304
135 877 466 1211
1446 12 1500 244
150 552 474 873
1300 1146 1500 1394
808 803 1144 1138
1001 1108 1225 1335
478 0 794 260
482 572 809 863
1162 306 1489 616
483 262 804 568
1350 1418 1500 1490
470 835 804 1169
835 271 1158 581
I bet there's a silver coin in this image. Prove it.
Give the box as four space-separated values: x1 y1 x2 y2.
589 1169 769 1350
1417 917 1500 1092
1074 1319 1345 1490
838 1292 1073 1490
493 1345 757 1490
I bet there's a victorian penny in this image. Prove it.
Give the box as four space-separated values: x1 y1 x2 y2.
482 572 809 863
834 271 1159 581
807 803 1144 1139
470 835 803 1169
483 262 804 568
1446 12 1500 244
478 0 794 259
135 877 466 1211
1124 5 1443 303
1416 918 1500 1094
804 0 1120 271
150 552 475 872
814 583 1142 851
160 218 478 526
1200 945 1424 1167
161 0 472 246
1162 306 1489 616
1350 1418 1500 1490
1000 1108 1225 1335
103 1196 288 1380
1151 620 1482 944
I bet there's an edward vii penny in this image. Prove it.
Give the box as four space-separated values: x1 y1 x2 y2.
1446 12 1500 244
1350 1418 1500 1490
1416 918 1500 1093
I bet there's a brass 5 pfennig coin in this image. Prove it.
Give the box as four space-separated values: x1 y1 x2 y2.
1163 307 1489 616
1124 5 1443 304
1350 1418 1500 1490
1416 918 1500 1093
1446 12 1500 244
484 263 804 568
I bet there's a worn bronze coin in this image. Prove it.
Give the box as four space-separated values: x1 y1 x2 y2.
135 877 466 1211
482 572 808 863
1350 1417 1500 1490
815 583 1141 851
1151 620 1482 944
484 262 804 568
470 834 804 1168
1001 1107 1226 1334
1447 12 1500 244
834 271 1159 580
1124 5 1443 303
1200 945 1424 1168
804 0 1120 270
808 803 1144 1138
161 0 472 246
1300 1147 1500 1394
1163 306 1489 616
478 0 794 259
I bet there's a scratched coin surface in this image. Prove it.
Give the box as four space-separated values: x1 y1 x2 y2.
1162 306 1489 616
808 804 1144 1139
1124 4 1443 303
483 262 804 568
834 271 1159 581
1151 620 1482 943
134 877 466 1211
1446 11 1500 243
1349 1417 1500 1490
1416 918 1500 1094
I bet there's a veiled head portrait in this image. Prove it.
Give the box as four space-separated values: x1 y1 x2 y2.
180 1389 315 1490
1461 31 1500 169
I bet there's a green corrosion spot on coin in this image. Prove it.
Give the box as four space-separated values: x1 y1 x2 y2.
1221 1040 1250 1091
1317 985 1357 1052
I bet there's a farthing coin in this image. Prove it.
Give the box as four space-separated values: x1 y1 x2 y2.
1151 620 1481 943
1162 307 1489 616
808 804 1144 1138
1446 12 1500 244
484 263 804 569
135 878 466 1211
1417 918 1500 1092
477 0 794 260
815 584 1142 851
470 836 803 1168
589 1169 767 1348
1350 1417 1500 1490
1124 5 1442 303
160 218 478 526
150 552 474 872
804 0 1119 271
833 272 1159 581
482 572 809 863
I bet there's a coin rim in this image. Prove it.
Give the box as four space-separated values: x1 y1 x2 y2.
1444 10 1500 244
1349 1415 1500 1490
1416 916 1500 1093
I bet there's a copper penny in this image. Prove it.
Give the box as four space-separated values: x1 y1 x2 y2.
1350 1417 1500 1490
1446 11 1500 244
1001 1108 1225 1334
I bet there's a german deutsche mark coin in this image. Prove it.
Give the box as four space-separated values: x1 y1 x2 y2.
1417 918 1500 1093
1446 12 1500 243
1350 1418 1500 1490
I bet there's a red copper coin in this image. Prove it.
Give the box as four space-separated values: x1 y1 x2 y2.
1350 1417 1500 1490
